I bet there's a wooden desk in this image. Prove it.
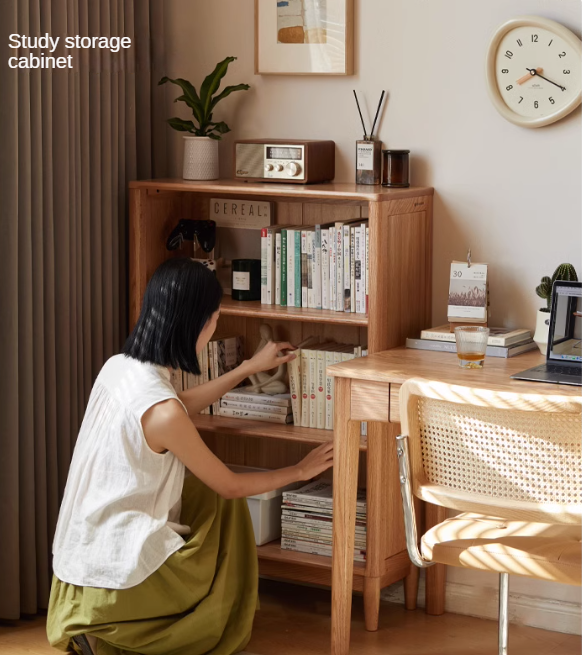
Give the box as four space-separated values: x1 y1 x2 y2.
327 347 581 655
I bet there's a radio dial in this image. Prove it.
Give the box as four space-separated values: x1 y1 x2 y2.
274 164 284 172
264 163 274 172
286 162 301 177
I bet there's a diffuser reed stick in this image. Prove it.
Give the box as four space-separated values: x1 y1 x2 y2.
369 90 385 140
353 90 367 139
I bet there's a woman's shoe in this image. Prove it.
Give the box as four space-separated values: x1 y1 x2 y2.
72 634 96 655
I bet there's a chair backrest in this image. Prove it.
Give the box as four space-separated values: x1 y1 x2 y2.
400 378 582 525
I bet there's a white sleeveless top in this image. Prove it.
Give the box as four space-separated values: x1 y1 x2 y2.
52 354 190 589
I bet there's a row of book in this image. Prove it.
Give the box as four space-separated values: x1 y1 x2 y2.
281 480 367 562
288 339 367 430
170 334 244 414
260 220 369 313
406 325 537 358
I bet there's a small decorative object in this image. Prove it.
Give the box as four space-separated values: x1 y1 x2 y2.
255 0 354 75
166 219 217 253
353 90 384 185
382 150 410 188
534 263 578 353
159 57 250 179
247 324 289 395
485 16 581 128
210 198 272 229
454 326 490 369
447 251 489 325
232 259 261 301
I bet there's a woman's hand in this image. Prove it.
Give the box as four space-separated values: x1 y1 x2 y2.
295 442 334 481
245 341 296 376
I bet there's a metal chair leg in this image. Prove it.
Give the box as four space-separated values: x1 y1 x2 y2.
498 572 509 655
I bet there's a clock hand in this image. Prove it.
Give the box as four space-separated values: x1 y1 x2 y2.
526 67 566 91
517 67 542 84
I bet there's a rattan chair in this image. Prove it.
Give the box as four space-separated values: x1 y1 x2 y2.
396 378 581 655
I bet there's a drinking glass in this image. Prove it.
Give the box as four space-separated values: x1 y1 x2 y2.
454 326 489 369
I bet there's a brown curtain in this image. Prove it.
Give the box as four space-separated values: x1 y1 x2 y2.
0 0 166 619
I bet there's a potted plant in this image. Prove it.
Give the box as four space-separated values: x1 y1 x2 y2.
534 263 578 353
160 57 250 181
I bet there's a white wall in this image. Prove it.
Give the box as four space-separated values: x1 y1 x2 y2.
162 0 582 632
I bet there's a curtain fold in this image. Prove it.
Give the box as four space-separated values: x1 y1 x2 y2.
0 0 166 619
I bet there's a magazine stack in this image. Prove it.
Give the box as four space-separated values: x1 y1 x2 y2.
281 480 367 562
219 387 292 424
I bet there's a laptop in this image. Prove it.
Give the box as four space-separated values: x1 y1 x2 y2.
512 280 582 387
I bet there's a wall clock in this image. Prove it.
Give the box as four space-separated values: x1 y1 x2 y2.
486 16 581 128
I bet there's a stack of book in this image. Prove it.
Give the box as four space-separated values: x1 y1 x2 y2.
281 480 367 562
287 339 367 431
219 387 292 424
406 325 536 358
261 220 369 314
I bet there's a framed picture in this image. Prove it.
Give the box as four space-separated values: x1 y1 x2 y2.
255 0 354 75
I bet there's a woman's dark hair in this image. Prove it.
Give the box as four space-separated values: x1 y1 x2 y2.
123 258 222 375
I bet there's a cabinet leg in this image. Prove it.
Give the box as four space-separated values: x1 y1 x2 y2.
403 566 419 610
363 577 381 631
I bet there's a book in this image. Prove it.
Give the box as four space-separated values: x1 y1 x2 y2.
300 348 310 427
280 228 288 307
222 386 291 407
294 229 302 308
288 350 302 426
329 226 336 311
314 224 322 309
335 222 344 311
308 347 317 428
261 227 268 304
343 223 351 312
316 349 326 429
307 230 314 308
365 226 369 314
325 350 335 430
281 512 367 532
266 226 280 304
275 232 282 306
406 337 538 358
218 406 293 424
284 480 367 511
281 537 366 561
350 225 356 312
420 325 532 347
220 399 291 415
286 227 296 307
301 227 311 308
321 228 329 310
201 344 210 414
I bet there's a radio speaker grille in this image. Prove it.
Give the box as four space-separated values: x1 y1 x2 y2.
235 144 264 178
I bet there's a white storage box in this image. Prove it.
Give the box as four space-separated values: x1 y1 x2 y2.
229 465 300 546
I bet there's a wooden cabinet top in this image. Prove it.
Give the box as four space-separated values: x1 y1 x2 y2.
129 178 434 202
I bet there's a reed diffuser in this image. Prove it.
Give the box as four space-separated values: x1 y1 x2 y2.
354 90 384 185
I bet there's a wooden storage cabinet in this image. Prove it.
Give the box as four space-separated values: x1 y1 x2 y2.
129 179 433 615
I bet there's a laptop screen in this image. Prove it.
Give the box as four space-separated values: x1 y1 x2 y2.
549 284 582 363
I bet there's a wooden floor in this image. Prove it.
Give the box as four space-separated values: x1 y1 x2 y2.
1 580 579 655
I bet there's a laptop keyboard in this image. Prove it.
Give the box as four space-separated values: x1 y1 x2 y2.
545 364 582 377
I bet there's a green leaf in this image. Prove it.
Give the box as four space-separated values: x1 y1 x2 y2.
207 133 222 140
200 56 237 118
166 117 196 133
209 121 231 134
159 77 203 125
211 83 250 110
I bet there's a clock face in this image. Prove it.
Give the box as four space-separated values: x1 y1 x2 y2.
487 17 582 127
496 26 580 119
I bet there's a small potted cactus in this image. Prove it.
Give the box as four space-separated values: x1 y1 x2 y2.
533 263 578 353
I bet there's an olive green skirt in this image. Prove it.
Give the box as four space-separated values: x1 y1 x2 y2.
47 475 258 655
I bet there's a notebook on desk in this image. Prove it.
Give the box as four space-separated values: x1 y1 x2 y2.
512 281 582 387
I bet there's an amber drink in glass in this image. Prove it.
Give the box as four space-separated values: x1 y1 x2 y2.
454 326 489 369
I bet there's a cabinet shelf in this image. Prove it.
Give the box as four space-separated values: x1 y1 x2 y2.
193 413 367 450
220 294 368 326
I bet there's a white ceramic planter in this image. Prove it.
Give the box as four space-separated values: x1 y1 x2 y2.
533 309 551 354
182 136 219 180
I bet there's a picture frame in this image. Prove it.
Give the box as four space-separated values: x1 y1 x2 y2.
255 0 354 76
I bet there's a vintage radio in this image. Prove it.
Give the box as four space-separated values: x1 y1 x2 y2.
234 139 335 184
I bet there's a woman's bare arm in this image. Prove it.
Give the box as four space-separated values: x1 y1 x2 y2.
141 399 333 499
